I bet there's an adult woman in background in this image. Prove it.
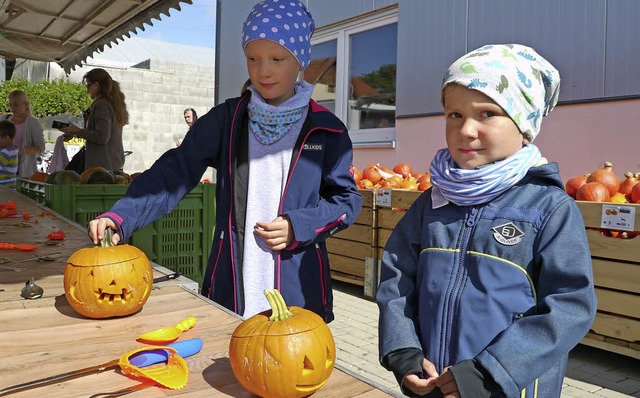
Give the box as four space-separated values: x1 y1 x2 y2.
4 90 45 178
60 68 128 171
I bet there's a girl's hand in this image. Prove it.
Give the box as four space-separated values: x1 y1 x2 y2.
435 367 460 398
88 218 121 246
402 358 439 396
254 216 293 251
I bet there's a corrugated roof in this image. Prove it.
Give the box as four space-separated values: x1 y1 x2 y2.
87 37 214 68
0 0 194 73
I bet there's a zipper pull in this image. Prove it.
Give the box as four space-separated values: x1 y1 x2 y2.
466 207 478 227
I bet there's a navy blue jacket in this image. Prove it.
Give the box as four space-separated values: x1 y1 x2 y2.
376 163 597 397
102 94 362 322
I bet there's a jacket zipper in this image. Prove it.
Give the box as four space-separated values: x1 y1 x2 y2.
443 207 478 368
315 244 328 310
207 230 225 298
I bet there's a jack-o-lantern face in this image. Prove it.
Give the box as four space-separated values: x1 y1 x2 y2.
64 233 153 319
229 290 335 398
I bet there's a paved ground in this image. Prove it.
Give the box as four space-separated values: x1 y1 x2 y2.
329 280 640 398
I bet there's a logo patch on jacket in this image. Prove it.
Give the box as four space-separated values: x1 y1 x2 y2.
303 143 324 151
492 222 524 246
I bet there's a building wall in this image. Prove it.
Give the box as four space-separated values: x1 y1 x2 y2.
216 0 640 184
355 99 640 184
14 59 215 176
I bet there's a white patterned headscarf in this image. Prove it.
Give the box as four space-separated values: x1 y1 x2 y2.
442 44 560 142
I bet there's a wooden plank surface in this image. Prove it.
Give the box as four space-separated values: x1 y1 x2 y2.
589 311 640 345
576 201 640 231
585 229 640 263
592 258 640 294
0 187 392 398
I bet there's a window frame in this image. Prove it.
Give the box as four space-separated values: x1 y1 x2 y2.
311 7 399 148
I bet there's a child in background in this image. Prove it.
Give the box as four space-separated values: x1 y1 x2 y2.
88 0 362 322
0 120 19 189
376 44 596 397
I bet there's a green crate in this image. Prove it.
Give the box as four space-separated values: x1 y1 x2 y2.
16 178 216 287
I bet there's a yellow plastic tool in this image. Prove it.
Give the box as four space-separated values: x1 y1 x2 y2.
118 346 188 389
137 317 197 343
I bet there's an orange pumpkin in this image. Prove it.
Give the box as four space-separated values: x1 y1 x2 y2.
64 229 153 318
229 289 335 398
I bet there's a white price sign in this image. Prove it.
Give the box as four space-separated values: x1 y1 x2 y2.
600 204 636 231
375 189 392 207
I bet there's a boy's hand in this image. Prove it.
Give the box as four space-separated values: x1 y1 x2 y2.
88 218 121 246
254 216 293 251
435 367 460 398
403 358 439 396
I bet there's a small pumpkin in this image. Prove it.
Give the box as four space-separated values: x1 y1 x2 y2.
64 229 153 318
586 161 619 197
86 170 116 184
54 170 82 185
229 289 335 398
80 166 109 184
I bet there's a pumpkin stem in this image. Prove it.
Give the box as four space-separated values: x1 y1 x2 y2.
100 228 116 248
264 289 293 322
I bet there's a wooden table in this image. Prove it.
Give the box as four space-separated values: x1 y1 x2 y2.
0 187 393 397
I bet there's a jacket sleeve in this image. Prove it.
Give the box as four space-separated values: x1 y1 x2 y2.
283 128 362 248
376 192 428 362
27 117 45 152
98 104 227 242
474 196 597 397
78 100 113 145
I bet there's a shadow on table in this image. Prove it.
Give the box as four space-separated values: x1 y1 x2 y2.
202 356 252 397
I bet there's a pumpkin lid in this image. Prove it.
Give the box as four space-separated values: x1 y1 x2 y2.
67 244 148 267
231 306 327 337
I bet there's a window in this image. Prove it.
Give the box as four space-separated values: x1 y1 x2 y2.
304 7 398 147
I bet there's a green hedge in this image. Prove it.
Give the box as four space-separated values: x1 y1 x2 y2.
0 78 92 118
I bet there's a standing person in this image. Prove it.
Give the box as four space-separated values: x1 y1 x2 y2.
183 108 198 128
3 90 45 178
0 120 19 189
87 0 362 322
176 108 198 146
376 44 597 397
59 68 128 172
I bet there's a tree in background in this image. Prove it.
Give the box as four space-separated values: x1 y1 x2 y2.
0 78 91 118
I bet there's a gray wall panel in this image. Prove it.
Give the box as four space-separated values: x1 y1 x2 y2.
307 0 373 27
605 0 640 96
396 0 467 116
216 0 254 105
468 0 606 101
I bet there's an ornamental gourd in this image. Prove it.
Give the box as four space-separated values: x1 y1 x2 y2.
229 289 335 398
64 229 153 318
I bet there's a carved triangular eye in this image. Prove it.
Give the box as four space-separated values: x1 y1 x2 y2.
303 355 315 370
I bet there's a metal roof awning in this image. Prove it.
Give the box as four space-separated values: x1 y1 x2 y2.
0 0 193 73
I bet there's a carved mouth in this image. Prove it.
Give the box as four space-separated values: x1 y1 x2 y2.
96 288 132 303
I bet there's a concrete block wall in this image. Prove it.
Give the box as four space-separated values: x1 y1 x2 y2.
65 60 215 176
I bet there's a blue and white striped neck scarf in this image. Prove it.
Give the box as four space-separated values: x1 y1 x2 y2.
429 144 542 208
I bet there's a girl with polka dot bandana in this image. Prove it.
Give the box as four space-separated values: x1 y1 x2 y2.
87 0 362 322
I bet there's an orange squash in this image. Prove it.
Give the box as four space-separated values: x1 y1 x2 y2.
64 229 153 318
229 289 335 398
586 162 619 197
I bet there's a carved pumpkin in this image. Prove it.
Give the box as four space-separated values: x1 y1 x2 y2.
229 289 335 398
64 229 153 319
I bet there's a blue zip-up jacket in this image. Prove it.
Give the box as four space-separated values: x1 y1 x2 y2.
101 94 362 322
376 163 596 397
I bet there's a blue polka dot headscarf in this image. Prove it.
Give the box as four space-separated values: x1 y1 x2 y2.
242 0 315 69
443 44 560 142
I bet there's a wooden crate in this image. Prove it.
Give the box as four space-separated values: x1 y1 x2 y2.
327 190 378 298
576 201 640 359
